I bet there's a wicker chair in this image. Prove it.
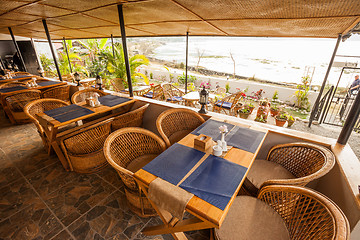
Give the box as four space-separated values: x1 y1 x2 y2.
41 84 70 102
243 142 335 196
156 108 205 147
59 119 112 173
3 90 41 124
143 84 164 100
161 83 184 104
14 71 30 76
110 78 126 92
215 185 350 240
111 104 149 131
213 91 244 116
104 127 166 217
0 81 27 89
71 89 108 104
24 98 69 149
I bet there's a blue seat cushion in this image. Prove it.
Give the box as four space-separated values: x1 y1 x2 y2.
167 96 183 102
143 91 153 98
215 101 232 109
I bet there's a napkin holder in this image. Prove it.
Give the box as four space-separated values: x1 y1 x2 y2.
194 134 212 151
86 97 95 106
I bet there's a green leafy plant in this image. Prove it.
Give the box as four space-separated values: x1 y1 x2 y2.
150 72 153 79
294 75 310 110
104 43 149 88
255 115 266 123
177 73 196 85
272 90 279 101
238 107 250 114
287 115 295 121
39 54 53 73
270 104 279 111
225 83 230 93
276 112 288 120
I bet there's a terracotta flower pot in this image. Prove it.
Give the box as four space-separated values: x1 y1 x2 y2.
239 112 250 119
287 119 295 127
275 118 287 127
248 106 255 113
270 109 279 117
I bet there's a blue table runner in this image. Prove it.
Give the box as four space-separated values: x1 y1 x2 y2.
37 81 61 87
12 75 31 79
180 155 247 210
44 104 94 123
225 126 266 153
143 143 205 185
0 86 28 93
98 95 131 107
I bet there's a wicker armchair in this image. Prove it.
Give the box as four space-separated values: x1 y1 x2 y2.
41 85 70 102
104 127 166 217
3 90 41 124
110 78 126 92
59 119 112 173
111 104 149 131
0 82 27 89
243 142 335 196
161 83 184 104
156 108 205 147
143 84 164 100
215 185 349 240
71 89 108 104
24 99 69 149
213 91 244 116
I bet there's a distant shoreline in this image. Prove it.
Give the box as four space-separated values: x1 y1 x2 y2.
147 57 304 89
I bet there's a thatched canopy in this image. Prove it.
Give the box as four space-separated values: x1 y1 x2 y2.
0 0 360 39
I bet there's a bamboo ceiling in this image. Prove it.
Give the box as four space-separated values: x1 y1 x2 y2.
0 0 360 39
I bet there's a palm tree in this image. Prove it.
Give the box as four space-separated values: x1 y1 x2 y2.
104 43 149 89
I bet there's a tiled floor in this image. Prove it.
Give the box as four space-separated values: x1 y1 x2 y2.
0 110 210 240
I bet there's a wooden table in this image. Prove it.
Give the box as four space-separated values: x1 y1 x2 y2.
134 118 268 240
36 96 136 170
0 81 67 123
124 85 150 96
183 91 217 108
0 75 33 84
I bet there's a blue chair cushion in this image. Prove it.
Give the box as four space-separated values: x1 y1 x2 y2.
143 91 153 98
167 96 183 102
215 101 232 109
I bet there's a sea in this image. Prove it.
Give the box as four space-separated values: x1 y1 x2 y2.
149 35 360 88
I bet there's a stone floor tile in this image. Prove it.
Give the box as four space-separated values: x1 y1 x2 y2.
0 178 41 221
68 190 142 240
51 230 75 240
44 174 115 226
96 166 124 190
0 201 63 240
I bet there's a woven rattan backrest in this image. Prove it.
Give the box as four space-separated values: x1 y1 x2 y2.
41 85 70 101
5 90 41 112
156 108 205 147
71 89 107 104
111 104 149 131
14 72 30 76
267 142 334 178
145 84 164 100
258 185 350 240
0 82 27 89
24 98 69 132
110 78 125 92
63 120 112 155
161 83 184 99
104 127 166 173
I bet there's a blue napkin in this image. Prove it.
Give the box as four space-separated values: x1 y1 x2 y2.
44 104 94 123
142 143 205 185
0 86 28 93
98 95 131 107
180 155 247 210
11 75 31 79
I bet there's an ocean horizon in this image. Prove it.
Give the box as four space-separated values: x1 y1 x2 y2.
150 36 360 88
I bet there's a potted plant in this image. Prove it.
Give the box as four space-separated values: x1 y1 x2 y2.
287 115 295 127
255 115 267 123
234 102 243 113
275 112 288 127
270 104 280 117
245 102 255 113
238 107 251 119
256 100 269 121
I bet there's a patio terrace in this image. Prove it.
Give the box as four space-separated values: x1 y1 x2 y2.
0 107 209 240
